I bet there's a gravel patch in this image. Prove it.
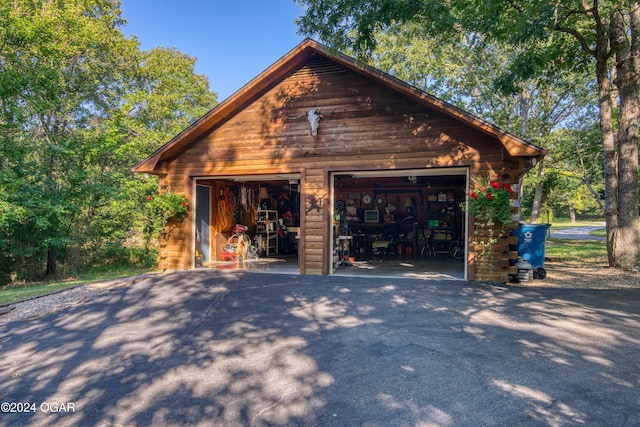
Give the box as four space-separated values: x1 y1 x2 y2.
512 261 640 289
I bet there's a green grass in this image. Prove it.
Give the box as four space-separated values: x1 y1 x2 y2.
545 237 607 265
0 266 157 306
520 220 608 264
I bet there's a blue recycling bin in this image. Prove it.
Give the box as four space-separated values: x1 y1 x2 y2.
511 223 550 278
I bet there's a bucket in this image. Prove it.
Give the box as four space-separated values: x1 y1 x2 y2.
515 257 532 282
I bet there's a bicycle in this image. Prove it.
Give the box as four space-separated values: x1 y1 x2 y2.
245 244 259 261
227 224 259 261
448 237 464 260
421 234 435 258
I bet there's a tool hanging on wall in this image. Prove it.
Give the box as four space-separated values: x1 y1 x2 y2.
240 185 248 209
249 185 257 223
216 186 232 230
235 186 245 224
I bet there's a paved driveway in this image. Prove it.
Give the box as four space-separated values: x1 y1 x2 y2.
549 225 606 240
1 271 639 426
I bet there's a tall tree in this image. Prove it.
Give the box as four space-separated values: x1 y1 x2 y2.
369 26 595 224
296 0 640 270
543 121 605 216
0 0 216 283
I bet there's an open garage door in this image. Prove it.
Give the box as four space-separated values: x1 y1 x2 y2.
330 168 468 280
194 174 302 274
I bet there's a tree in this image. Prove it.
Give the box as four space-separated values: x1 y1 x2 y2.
296 0 640 270
368 25 596 224
546 119 606 215
1 0 134 280
0 0 216 284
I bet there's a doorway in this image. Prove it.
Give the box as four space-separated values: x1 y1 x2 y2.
330 168 468 280
194 174 302 273
195 185 212 262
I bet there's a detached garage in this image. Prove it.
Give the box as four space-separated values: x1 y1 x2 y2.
132 39 545 281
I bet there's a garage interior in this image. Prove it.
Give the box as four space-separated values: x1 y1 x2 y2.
198 169 467 280
331 170 466 280
194 174 303 272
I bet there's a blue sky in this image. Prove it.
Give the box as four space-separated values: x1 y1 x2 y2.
120 1 306 101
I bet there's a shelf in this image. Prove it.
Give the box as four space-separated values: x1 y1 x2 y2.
426 192 460 246
256 210 278 256
257 210 278 222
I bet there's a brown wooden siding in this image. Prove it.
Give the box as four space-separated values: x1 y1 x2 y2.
155 56 526 280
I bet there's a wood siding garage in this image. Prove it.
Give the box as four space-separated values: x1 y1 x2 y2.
132 39 545 281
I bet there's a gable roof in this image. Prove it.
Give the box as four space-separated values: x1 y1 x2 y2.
132 38 545 174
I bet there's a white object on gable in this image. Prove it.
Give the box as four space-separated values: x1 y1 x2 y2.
307 109 320 136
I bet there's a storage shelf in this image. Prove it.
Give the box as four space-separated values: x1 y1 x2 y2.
426 192 460 244
256 210 278 256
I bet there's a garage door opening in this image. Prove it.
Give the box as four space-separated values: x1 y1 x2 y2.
193 174 302 274
331 168 468 280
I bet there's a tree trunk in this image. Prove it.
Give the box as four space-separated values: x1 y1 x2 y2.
529 158 545 223
611 6 640 270
46 247 57 277
596 22 618 267
569 202 576 223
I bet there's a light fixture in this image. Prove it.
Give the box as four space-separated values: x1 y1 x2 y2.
404 196 415 215
285 179 299 194
523 157 538 173
258 186 269 210
258 186 269 200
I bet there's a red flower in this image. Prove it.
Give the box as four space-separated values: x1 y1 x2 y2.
470 193 479 200
147 195 153 201
490 181 501 189
503 183 514 194
181 201 187 207
480 186 487 192
485 192 494 200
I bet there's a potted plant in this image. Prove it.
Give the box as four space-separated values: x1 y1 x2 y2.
463 175 515 279
146 188 190 238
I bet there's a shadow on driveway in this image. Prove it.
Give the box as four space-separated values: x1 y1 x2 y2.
1 271 639 426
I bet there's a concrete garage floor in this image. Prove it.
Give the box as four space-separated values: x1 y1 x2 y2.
335 256 464 280
205 254 465 280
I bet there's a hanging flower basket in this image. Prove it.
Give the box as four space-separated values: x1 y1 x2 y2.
464 175 514 226
146 189 190 240
147 191 189 222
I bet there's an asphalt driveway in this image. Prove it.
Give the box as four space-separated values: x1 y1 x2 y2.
1 271 639 426
549 225 606 240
